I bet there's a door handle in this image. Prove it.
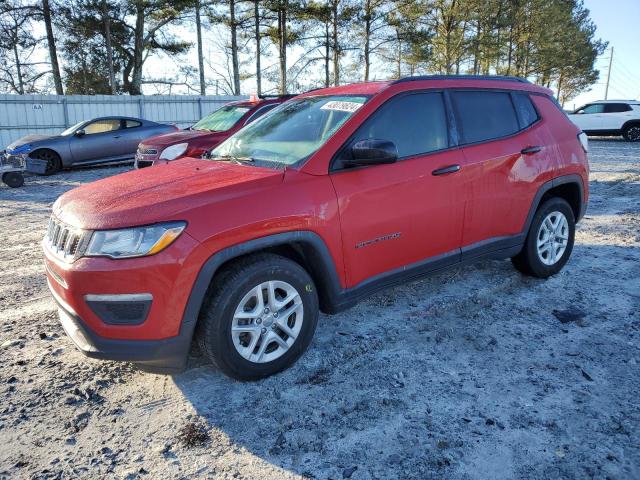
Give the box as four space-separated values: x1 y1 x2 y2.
113 135 121 139
432 164 461 176
521 146 542 155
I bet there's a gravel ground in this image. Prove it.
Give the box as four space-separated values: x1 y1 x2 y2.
1 140 639 480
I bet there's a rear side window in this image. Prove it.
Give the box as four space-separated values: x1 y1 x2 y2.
345 92 449 160
125 120 142 128
512 93 539 128
576 104 605 114
603 103 632 113
451 91 519 144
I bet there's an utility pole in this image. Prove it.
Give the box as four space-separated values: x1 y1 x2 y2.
604 46 613 100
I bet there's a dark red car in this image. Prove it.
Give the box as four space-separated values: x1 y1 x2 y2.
44 76 589 380
134 95 293 168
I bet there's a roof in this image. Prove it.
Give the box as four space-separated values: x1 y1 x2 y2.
298 75 549 98
588 99 640 104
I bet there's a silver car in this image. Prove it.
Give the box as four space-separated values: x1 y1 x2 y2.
4 116 177 175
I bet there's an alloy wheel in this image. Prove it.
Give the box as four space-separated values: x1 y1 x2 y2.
626 126 640 142
536 211 569 266
231 280 304 363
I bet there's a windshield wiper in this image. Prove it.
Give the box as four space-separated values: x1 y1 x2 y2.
207 154 255 164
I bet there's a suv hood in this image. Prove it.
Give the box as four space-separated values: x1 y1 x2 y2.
53 157 284 230
141 129 227 149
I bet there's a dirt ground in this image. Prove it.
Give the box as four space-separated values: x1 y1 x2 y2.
0 139 639 480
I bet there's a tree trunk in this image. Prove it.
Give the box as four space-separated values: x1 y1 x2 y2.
13 43 24 94
230 0 240 95
195 0 206 95
102 0 116 94
278 2 287 94
331 0 339 86
396 29 401 79
324 20 330 87
130 2 145 95
254 0 261 95
42 0 63 94
363 0 371 81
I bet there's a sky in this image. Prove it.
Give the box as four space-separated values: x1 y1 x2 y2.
144 0 640 107
569 0 640 110
24 0 640 105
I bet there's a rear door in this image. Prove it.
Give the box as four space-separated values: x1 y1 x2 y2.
116 119 149 157
602 103 633 130
69 118 124 163
330 91 465 287
451 90 545 250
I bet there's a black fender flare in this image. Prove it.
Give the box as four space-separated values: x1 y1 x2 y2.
522 174 586 235
178 231 343 344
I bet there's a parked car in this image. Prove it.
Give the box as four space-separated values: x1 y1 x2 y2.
568 100 640 141
44 75 589 380
5 117 177 175
134 95 293 168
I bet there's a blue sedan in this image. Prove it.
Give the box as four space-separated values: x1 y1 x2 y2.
4 116 177 175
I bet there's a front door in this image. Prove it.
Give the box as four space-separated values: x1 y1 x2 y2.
70 118 125 163
571 103 605 132
330 92 465 287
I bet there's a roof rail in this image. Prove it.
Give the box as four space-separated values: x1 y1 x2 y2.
258 94 297 99
392 74 531 84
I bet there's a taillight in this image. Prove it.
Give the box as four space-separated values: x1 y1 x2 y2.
578 132 589 153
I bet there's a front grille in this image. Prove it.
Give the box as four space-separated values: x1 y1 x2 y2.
1 153 25 169
137 147 158 155
45 216 89 262
137 160 154 169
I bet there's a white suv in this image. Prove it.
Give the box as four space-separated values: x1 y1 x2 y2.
568 100 640 142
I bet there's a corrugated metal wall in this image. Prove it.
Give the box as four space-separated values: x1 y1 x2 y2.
0 94 247 148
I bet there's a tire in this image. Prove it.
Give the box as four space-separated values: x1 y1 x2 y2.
30 149 62 175
622 124 640 142
2 172 24 188
511 197 575 278
196 253 319 381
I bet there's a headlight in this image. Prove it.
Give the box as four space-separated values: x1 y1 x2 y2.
85 222 186 259
159 143 188 160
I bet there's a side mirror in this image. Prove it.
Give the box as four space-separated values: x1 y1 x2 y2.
347 139 398 167
75 129 86 137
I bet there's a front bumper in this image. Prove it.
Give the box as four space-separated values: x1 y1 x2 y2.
44 231 203 373
49 280 191 373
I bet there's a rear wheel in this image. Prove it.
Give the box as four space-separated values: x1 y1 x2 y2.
623 124 640 142
2 172 24 188
511 197 575 278
196 253 319 381
30 149 62 175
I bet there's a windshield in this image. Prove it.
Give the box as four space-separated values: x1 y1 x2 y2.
210 95 368 167
60 121 85 136
193 105 250 132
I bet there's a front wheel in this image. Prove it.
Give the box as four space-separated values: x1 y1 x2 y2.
196 254 319 381
511 197 576 278
30 149 62 175
623 124 640 142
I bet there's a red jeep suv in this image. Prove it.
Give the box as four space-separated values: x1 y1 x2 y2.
134 95 293 168
44 76 589 380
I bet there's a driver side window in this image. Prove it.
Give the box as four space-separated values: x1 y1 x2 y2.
335 92 449 169
84 119 122 135
578 104 605 114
